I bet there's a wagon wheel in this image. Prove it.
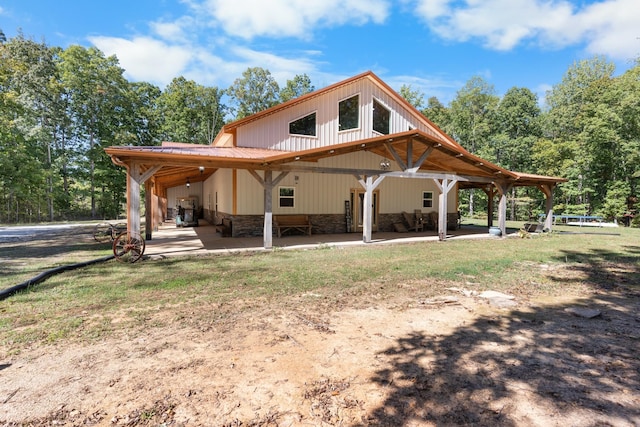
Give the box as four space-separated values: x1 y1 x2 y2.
114 222 128 236
93 222 114 243
112 231 145 263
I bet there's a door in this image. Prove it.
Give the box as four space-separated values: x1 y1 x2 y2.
350 189 379 232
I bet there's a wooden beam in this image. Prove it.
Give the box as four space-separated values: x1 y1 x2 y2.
126 163 141 237
494 182 512 237
263 170 273 249
358 175 385 243
434 178 457 241
384 142 406 170
139 165 163 184
537 184 556 231
248 170 290 249
144 180 153 240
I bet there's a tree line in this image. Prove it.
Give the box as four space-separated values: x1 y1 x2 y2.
1 31 638 225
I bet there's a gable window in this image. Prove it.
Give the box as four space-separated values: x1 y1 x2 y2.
422 191 433 208
289 112 316 136
373 99 390 134
279 186 295 208
339 94 359 131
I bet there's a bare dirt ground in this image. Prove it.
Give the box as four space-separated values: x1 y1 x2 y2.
1 229 639 426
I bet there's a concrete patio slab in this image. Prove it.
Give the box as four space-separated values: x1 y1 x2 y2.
144 220 507 259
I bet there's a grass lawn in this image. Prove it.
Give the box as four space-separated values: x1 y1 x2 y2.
1 223 639 349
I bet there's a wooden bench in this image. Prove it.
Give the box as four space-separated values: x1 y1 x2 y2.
274 215 312 238
216 217 232 237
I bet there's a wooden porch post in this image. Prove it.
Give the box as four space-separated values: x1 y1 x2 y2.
487 186 495 228
248 169 288 249
495 182 511 237
538 184 555 232
126 163 141 236
434 178 457 241
358 175 385 243
153 181 161 230
363 176 373 243
263 170 273 249
144 180 153 240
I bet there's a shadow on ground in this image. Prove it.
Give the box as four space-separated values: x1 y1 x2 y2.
358 247 640 426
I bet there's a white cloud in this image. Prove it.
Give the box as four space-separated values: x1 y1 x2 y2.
412 0 640 60
202 0 390 39
88 34 328 90
577 0 640 59
89 36 194 87
149 18 194 44
386 73 464 104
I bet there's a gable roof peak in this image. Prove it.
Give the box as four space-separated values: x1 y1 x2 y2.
213 70 464 152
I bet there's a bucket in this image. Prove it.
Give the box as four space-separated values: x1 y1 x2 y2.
489 226 502 236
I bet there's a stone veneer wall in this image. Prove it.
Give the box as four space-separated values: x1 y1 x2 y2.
225 212 459 238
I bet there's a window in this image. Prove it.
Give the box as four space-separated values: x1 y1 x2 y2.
279 186 295 208
289 112 316 136
373 99 390 134
339 94 359 131
422 191 433 208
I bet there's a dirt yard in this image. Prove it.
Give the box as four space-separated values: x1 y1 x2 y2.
1 228 639 426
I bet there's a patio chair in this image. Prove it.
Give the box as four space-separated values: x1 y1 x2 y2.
402 211 423 232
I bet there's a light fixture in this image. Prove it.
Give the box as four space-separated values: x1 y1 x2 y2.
186 178 191 188
380 159 391 170
199 166 205 175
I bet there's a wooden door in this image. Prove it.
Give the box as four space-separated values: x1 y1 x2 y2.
350 189 379 232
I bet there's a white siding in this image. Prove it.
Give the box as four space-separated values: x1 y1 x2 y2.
235 152 456 215
167 183 202 211
236 78 439 151
204 169 233 215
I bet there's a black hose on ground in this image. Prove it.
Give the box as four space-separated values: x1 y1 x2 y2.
0 255 115 301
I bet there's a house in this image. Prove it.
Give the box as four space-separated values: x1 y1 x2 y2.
105 71 565 249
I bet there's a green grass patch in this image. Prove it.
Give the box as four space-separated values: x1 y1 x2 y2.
1 226 639 351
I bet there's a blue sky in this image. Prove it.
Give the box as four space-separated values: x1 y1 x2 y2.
1 0 639 105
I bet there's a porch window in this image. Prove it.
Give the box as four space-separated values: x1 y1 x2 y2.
289 112 316 136
423 191 433 208
373 99 390 134
339 94 359 131
279 186 295 208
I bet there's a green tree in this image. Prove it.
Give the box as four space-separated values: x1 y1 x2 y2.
59 45 132 219
493 87 541 219
542 56 617 214
399 84 425 110
157 77 225 144
0 33 58 222
279 74 314 102
449 76 499 216
126 81 162 146
227 67 279 119
422 96 452 134
601 181 630 221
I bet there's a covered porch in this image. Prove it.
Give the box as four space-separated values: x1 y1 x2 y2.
142 219 524 258
106 130 566 250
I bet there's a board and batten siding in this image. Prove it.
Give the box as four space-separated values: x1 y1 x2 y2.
235 77 441 151
235 152 456 215
202 168 234 215
167 182 202 211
